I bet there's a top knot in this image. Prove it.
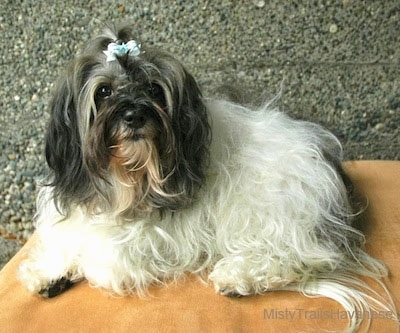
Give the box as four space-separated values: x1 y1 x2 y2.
103 40 141 62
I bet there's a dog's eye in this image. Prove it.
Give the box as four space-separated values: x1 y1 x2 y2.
96 85 112 99
148 84 164 101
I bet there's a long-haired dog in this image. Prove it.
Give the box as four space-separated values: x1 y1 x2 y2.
19 24 396 331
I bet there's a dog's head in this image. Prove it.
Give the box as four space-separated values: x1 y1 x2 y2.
45 24 210 217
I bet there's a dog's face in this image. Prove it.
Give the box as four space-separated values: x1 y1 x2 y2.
46 24 210 217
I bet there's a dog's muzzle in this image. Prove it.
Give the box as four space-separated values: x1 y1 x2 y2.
122 109 147 129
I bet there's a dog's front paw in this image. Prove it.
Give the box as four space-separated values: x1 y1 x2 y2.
18 260 51 295
18 259 76 297
38 277 74 298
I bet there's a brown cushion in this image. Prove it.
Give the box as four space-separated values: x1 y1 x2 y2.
0 161 399 332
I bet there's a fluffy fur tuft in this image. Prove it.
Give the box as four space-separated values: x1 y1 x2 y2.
19 23 397 331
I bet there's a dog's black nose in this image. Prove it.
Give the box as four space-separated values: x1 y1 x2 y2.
123 110 146 129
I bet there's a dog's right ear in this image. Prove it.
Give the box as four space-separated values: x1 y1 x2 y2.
44 64 90 214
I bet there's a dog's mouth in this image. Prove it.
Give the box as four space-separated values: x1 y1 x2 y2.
107 115 153 142
133 132 145 141
133 133 143 140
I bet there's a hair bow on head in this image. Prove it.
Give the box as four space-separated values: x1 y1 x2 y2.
103 40 141 62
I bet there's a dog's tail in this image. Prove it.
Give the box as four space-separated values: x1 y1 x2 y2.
281 273 398 332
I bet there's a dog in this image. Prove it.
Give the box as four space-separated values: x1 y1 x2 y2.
19 23 396 330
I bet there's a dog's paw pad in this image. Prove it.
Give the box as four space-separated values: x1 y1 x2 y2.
39 278 74 298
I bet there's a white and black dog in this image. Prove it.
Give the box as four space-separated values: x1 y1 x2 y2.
19 23 395 330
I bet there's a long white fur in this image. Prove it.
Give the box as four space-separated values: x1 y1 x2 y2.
19 99 397 331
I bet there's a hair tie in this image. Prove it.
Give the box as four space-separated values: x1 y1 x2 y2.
103 40 141 62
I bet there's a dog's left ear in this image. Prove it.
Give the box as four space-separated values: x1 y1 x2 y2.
151 53 211 205
170 68 210 198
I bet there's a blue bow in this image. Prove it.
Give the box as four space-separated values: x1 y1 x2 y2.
103 40 141 62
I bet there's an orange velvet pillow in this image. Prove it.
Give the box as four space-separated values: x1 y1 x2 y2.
0 161 399 332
